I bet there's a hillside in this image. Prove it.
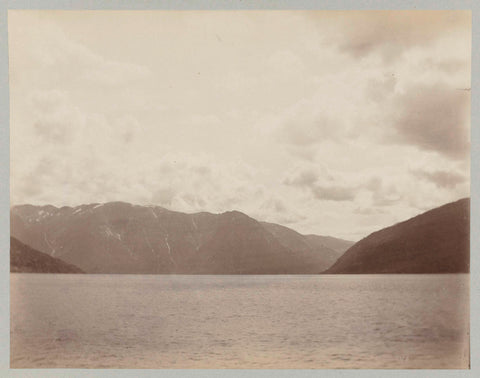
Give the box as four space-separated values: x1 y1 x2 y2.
304 234 355 254
325 198 470 274
10 237 84 273
260 222 346 271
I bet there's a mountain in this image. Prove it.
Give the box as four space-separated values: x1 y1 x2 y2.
303 234 355 255
260 222 347 270
10 202 352 274
325 198 470 274
10 237 84 273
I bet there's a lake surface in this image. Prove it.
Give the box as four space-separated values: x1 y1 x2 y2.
10 274 469 369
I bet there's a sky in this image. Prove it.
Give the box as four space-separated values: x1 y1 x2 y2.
8 10 471 240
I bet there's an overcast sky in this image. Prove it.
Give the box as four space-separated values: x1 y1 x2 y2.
9 10 471 240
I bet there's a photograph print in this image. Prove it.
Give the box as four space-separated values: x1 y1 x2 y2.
9 10 470 369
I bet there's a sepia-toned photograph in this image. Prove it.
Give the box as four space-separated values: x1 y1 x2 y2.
8 10 470 369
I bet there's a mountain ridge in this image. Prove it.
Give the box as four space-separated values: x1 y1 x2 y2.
10 201 350 274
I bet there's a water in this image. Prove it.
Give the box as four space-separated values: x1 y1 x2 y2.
10 274 469 369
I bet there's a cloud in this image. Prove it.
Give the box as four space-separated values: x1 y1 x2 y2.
50 34 150 86
389 82 470 160
277 112 345 147
9 12 151 89
321 11 471 62
312 185 356 201
28 90 83 144
412 169 467 189
151 187 176 206
253 195 308 225
283 168 319 187
261 62 386 155
365 176 382 192
283 166 356 202
24 90 146 153
372 191 402 207
134 153 266 215
353 207 387 215
261 197 287 214
423 58 470 75
267 86 361 151
366 73 397 102
361 175 403 207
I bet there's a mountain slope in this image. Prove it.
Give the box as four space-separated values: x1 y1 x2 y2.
10 237 84 273
325 198 470 274
10 202 350 274
260 221 347 270
303 234 355 255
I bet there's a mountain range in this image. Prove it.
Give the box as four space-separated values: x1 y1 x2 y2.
10 202 352 274
10 198 469 274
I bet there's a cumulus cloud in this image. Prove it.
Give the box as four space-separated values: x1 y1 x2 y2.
283 166 357 202
321 11 470 62
412 169 467 189
11 148 263 215
389 83 470 160
365 176 382 192
253 195 308 226
353 207 387 215
24 89 145 153
361 175 403 207
127 153 265 216
265 79 369 152
151 187 177 206
28 90 83 144
372 190 402 207
283 168 320 187
312 185 356 201
262 63 388 155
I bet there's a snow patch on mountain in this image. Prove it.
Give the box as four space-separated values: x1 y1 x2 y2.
164 235 176 267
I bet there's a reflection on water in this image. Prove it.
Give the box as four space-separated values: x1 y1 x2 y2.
10 274 469 368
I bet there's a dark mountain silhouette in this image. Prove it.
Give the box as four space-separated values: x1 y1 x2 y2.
325 198 470 274
10 202 351 274
10 237 84 273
